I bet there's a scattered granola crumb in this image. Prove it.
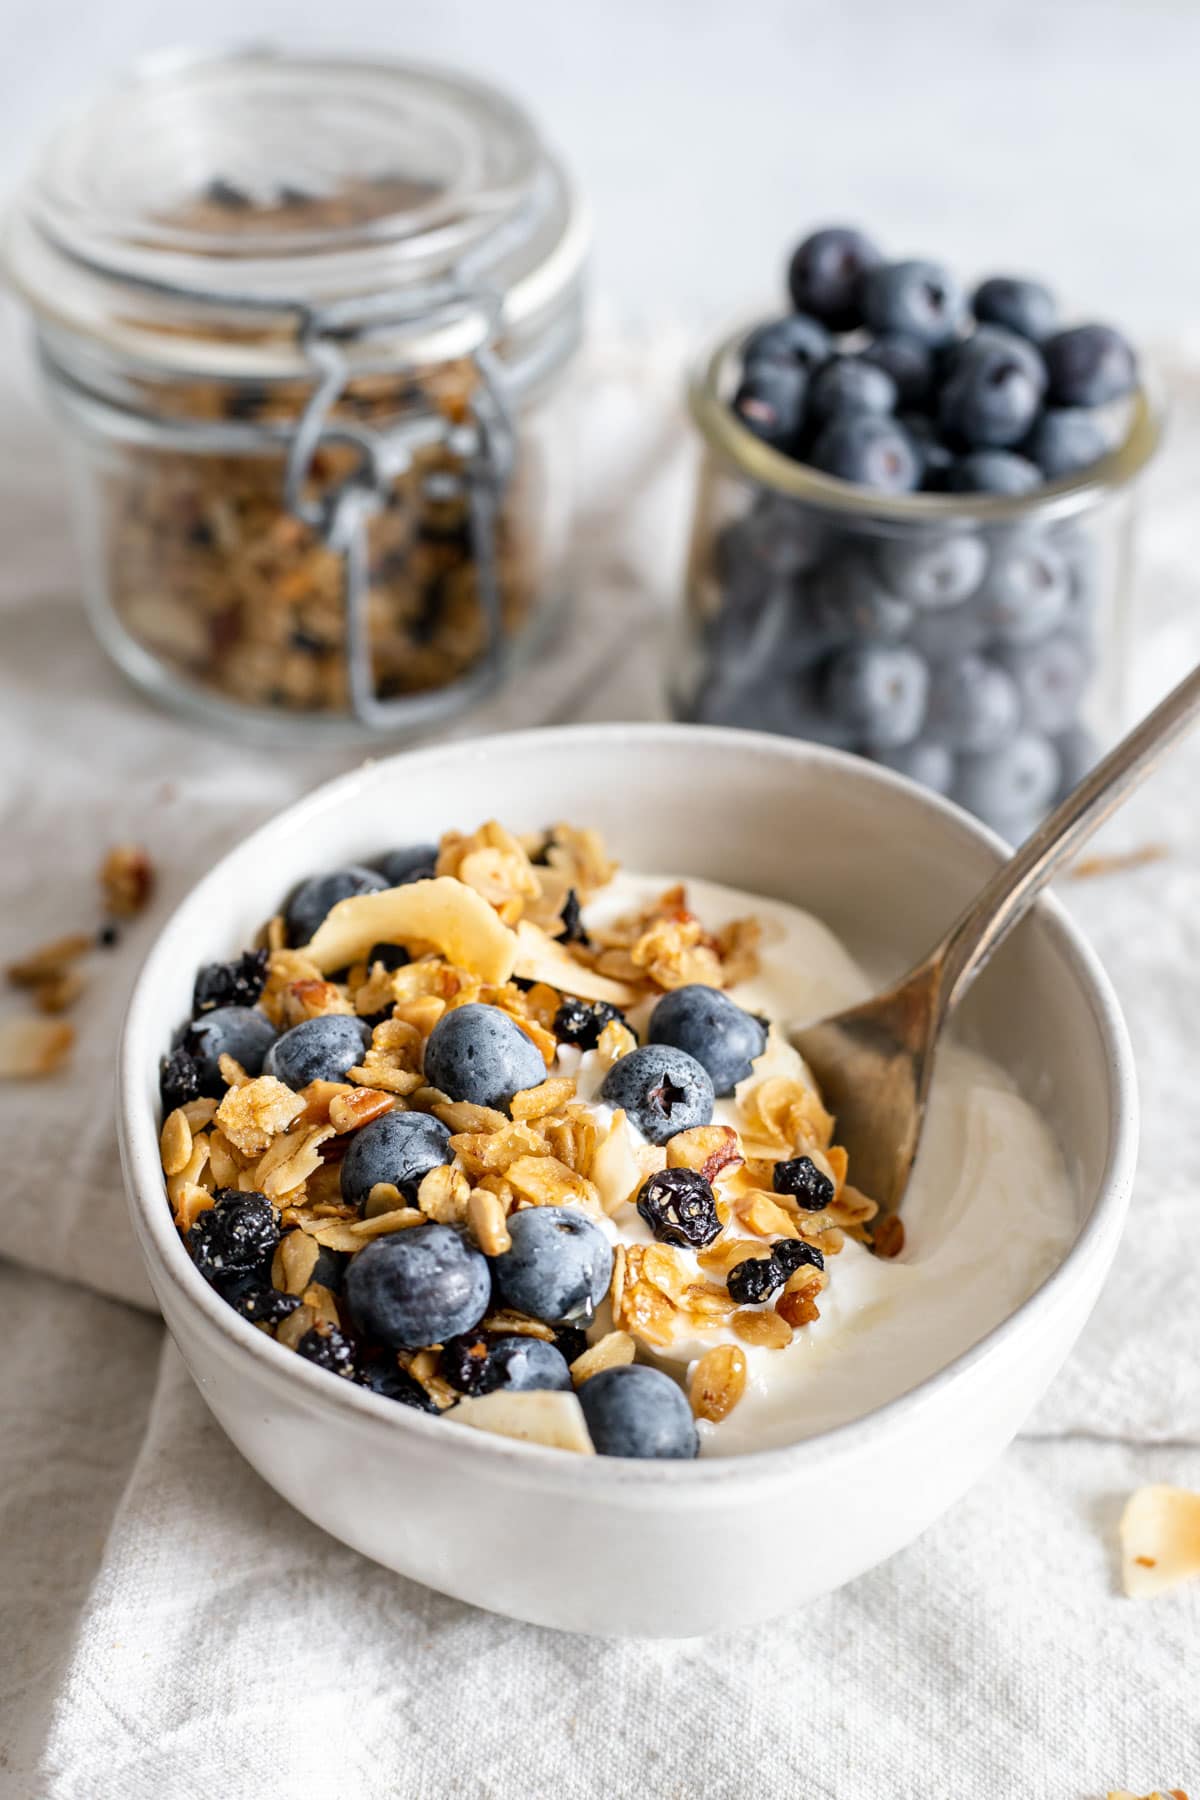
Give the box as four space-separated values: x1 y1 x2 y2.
100 842 155 917
6 933 94 988
1070 844 1168 881
0 1016 75 1079
873 1213 905 1259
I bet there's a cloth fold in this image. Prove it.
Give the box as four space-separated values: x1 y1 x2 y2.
1 325 1198 1798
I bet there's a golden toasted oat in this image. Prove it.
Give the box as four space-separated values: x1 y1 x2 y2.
689 1345 748 1422
216 1076 306 1156
731 1308 793 1350
510 1076 577 1121
273 1229 321 1296
1119 1485 1200 1598
99 843 155 917
697 1238 772 1279
159 1108 193 1178
30 969 86 1014
348 1206 426 1240
172 1182 215 1231
217 1053 251 1089
480 1310 556 1342
594 1018 638 1067
737 1191 801 1241
416 1163 471 1225
569 1331 636 1385
364 1181 405 1218
0 1016 74 1079
666 1125 743 1183
1106 1790 1189 1799
276 1304 316 1351
505 1154 597 1211
304 878 518 983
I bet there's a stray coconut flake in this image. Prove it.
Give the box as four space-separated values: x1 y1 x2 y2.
303 878 518 984
1119 1484 1200 1598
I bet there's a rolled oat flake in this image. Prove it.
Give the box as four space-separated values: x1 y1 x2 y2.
5 48 587 740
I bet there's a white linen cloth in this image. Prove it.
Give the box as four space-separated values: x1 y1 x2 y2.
1 319 1197 1798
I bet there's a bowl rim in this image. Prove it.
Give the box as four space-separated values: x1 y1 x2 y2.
119 721 1138 1492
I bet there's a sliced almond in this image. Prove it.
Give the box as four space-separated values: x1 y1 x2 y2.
159 1108 193 1178
570 1331 636 1385
511 920 639 1007
304 878 517 983
1120 1485 1200 1597
451 1389 595 1454
689 1344 747 1422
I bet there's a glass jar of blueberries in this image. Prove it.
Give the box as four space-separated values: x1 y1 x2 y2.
678 227 1162 838
5 49 586 743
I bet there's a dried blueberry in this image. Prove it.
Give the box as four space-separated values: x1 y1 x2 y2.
192 948 269 1016
439 1330 494 1395
773 1155 835 1211
187 1188 279 1290
295 1323 357 1380
159 1045 202 1116
774 1238 825 1276
228 1284 302 1329
727 1254 785 1305
366 942 410 972
360 1357 440 1413
552 1325 590 1367
553 996 626 1051
559 888 589 945
636 1168 722 1250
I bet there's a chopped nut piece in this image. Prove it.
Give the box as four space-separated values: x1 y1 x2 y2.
873 1213 905 1259
216 1076 306 1156
159 1108 193 1177
594 1017 638 1067
32 969 86 1014
689 1345 748 1421
569 1331 636 1385
100 843 155 917
328 1086 395 1133
0 1017 74 1079
468 1187 512 1256
667 1125 743 1183
1120 1485 1200 1598
431 1098 509 1135
172 1182 214 1231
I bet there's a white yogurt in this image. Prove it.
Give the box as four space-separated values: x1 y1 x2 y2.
567 873 1078 1456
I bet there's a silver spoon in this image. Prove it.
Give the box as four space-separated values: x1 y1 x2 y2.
791 661 1200 1224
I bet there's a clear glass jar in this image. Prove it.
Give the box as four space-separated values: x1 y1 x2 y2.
676 325 1161 838
5 49 587 743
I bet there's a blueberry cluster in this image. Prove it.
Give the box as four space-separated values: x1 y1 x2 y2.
733 226 1138 495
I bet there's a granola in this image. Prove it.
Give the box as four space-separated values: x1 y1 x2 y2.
157 817 887 1459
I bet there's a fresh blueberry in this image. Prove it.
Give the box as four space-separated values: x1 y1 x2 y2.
636 1167 722 1249
810 415 921 493
577 1364 699 1460
975 533 1069 645
946 450 1042 495
786 226 882 331
872 739 956 795
925 654 1022 753
553 996 626 1052
1052 725 1099 795
972 276 1057 342
807 356 897 424
1024 408 1112 480
810 552 914 643
773 1154 835 1210
376 844 439 886
1056 526 1103 636
344 1222 491 1350
693 668 857 747
861 334 934 408
263 1014 370 1089
875 534 987 610
192 948 269 1016
731 360 807 453
423 1003 546 1113
954 731 1060 827
938 331 1047 448
824 644 929 749
995 634 1089 735
491 1206 614 1326
285 865 387 946
647 984 768 1096
184 1006 277 1094
720 496 827 579
484 1336 573 1393
1043 324 1138 407
899 414 956 490
861 259 966 348
340 1109 452 1209
906 597 989 664
742 313 830 372
600 1044 715 1145
187 1187 278 1291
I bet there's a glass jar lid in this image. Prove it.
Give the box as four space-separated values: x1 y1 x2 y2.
5 46 587 378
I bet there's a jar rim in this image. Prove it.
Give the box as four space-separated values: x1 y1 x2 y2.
4 45 588 379
689 321 1163 526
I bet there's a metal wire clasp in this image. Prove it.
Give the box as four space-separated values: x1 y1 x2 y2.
283 282 517 730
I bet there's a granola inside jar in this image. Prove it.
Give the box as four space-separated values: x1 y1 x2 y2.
5 49 587 740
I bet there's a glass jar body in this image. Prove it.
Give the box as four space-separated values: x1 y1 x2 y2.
675 451 1141 839
42 334 578 744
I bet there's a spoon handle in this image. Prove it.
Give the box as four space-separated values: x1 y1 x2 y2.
938 659 1200 1014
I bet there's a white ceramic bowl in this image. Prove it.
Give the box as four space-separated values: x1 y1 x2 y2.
118 724 1136 1638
